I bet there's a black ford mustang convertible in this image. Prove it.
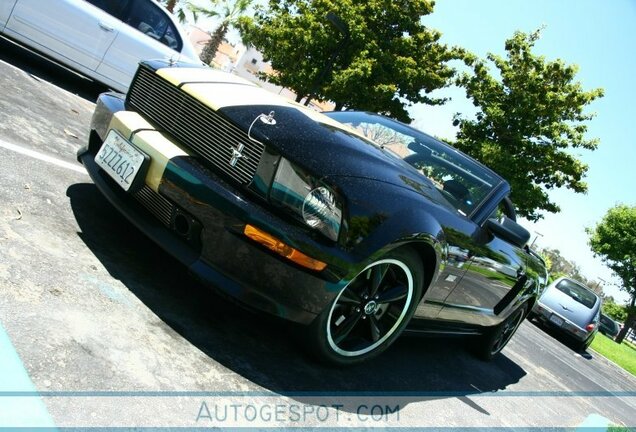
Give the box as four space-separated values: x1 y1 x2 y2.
78 60 546 365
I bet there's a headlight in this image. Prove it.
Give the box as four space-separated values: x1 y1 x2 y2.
270 158 342 241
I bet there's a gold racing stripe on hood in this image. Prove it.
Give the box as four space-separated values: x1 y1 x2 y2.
108 112 187 192
156 67 257 87
155 67 377 146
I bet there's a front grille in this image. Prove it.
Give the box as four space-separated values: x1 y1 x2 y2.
127 67 263 185
133 185 174 227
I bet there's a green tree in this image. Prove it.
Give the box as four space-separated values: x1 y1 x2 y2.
602 299 628 323
453 29 604 221
587 204 636 343
239 0 456 122
192 0 253 65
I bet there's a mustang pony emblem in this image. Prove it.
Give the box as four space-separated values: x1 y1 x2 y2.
229 143 248 167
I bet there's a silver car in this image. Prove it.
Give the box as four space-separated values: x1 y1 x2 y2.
531 277 601 352
0 0 199 93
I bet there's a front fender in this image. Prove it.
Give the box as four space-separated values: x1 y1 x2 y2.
333 176 447 283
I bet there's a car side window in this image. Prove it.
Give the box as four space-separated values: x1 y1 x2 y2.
85 0 130 20
123 0 182 51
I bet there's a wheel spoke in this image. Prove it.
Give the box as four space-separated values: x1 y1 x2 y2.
377 283 408 304
333 310 363 345
369 315 382 342
339 288 362 304
384 308 401 321
369 264 389 297
493 333 505 351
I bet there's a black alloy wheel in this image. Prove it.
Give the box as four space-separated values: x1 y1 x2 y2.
308 247 424 365
475 303 527 361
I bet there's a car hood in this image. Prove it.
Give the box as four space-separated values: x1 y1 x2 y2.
227 103 451 201
150 65 450 205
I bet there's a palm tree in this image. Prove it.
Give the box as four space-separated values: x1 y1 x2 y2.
165 0 177 12
190 0 253 65
161 0 195 24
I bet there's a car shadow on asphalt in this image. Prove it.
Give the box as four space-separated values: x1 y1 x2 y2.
67 183 527 412
0 36 108 103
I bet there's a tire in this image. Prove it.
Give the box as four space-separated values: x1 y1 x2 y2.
577 335 594 353
306 246 424 366
474 303 527 361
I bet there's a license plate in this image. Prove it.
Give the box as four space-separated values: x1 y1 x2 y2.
96 130 147 191
549 314 564 327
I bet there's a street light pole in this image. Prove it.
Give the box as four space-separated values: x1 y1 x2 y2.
530 231 543 249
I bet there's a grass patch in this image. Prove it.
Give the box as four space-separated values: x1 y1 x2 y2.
608 426 634 432
590 333 636 376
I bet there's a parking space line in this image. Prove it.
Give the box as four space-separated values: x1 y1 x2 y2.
0 324 56 428
0 138 86 174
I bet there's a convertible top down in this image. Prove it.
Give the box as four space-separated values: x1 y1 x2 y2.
78 60 546 364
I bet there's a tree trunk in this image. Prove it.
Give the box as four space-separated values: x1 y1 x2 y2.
200 25 228 65
295 93 304 103
334 102 344 111
166 0 177 13
615 294 636 344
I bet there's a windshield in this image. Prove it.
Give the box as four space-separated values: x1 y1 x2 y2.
555 279 599 309
325 111 502 216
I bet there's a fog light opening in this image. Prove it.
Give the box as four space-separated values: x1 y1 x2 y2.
174 213 191 236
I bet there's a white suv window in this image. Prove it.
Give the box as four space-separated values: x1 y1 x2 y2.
85 0 130 20
124 0 182 50
86 0 182 50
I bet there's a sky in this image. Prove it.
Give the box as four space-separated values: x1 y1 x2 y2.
192 0 636 303
407 0 636 303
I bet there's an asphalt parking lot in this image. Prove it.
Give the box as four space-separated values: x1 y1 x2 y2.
0 37 635 429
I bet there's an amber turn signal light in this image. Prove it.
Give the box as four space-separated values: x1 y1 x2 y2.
243 224 327 271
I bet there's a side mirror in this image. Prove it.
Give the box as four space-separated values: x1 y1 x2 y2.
485 216 531 248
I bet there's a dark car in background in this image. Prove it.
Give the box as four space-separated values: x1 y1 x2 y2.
78 60 546 365
532 277 601 352
598 313 620 339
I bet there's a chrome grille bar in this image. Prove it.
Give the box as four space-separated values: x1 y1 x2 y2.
127 67 264 185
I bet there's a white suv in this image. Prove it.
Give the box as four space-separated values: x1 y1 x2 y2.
0 0 199 92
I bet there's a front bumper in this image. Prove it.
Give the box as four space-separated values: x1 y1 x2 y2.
78 98 351 325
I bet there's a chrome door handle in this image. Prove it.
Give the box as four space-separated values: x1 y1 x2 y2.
99 22 114 32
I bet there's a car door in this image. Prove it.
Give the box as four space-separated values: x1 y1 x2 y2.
415 222 476 319
3 0 121 71
95 0 185 91
436 198 530 327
